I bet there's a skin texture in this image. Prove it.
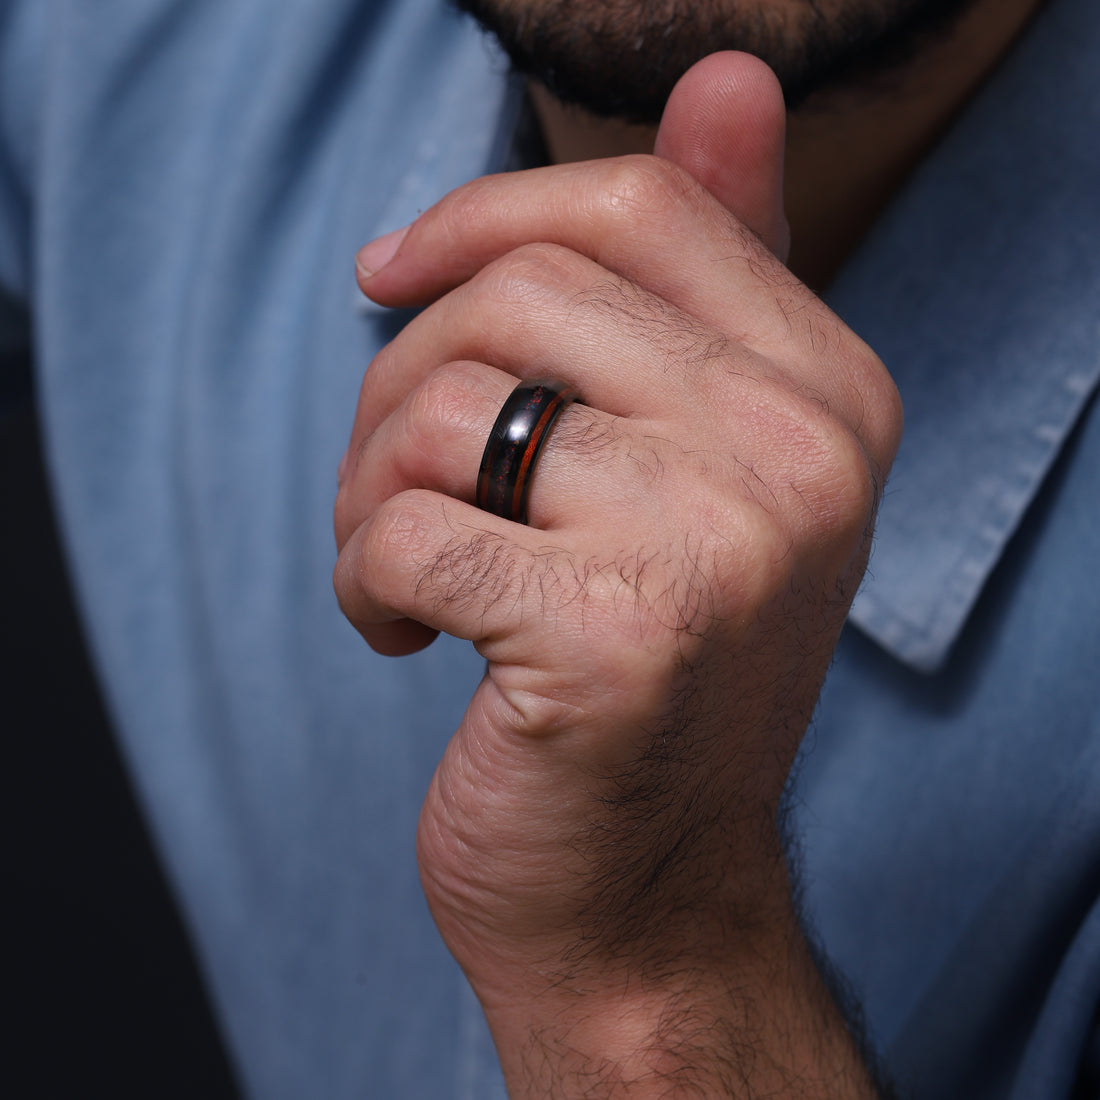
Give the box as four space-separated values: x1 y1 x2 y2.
335 1 1045 1093
337 52 900 1097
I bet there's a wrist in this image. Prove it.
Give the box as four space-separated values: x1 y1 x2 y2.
486 972 755 1098
477 908 883 1099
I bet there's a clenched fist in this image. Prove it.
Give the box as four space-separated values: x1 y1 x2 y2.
335 53 900 1099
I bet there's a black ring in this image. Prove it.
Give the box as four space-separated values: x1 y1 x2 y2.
476 379 578 525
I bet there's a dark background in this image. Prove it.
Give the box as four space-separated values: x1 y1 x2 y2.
2 395 241 1099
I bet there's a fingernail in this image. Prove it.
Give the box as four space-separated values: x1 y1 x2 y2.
356 225 409 278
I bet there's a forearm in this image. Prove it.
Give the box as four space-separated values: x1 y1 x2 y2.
479 866 888 1098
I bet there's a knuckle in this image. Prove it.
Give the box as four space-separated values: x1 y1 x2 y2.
397 362 488 482
475 241 580 306
741 390 880 547
809 426 880 541
844 341 905 470
432 173 497 244
361 490 437 576
598 155 697 225
777 403 876 533
404 362 480 442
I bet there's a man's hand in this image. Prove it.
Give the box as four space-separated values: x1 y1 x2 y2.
334 52 901 1098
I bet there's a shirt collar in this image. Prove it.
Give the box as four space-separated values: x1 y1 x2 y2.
830 0 1100 672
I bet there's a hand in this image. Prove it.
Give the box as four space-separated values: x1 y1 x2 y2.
334 53 901 1097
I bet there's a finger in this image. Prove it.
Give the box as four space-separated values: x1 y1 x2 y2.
346 245 896 481
346 241 771 447
335 356 649 552
335 361 506 549
653 52 790 262
334 489 567 654
354 152 898 473
334 345 871 585
355 153 808 337
352 158 898 461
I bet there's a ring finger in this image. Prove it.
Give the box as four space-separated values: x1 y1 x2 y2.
334 360 640 550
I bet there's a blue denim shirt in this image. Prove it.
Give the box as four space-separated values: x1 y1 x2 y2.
2 0 1097 1097
2 3 517 1097
798 1 1100 1094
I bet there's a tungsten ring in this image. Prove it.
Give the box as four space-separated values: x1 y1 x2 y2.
476 378 578 525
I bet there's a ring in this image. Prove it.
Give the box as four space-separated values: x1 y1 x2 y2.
476 378 578 525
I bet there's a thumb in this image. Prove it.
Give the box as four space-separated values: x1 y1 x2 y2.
654 52 790 261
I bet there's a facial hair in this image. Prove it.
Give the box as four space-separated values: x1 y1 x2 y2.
451 0 979 121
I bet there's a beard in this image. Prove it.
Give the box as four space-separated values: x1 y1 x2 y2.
451 0 979 121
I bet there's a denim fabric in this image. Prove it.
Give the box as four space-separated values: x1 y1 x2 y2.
797 0 1100 1094
3 0 1097 1096
4 2 513 1096
837 0 1100 673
